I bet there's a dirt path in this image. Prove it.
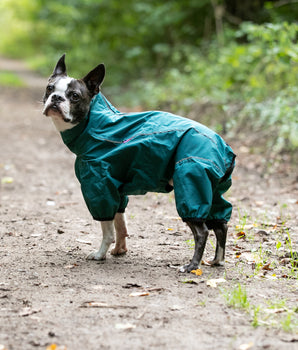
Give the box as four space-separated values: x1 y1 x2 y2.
0 57 297 350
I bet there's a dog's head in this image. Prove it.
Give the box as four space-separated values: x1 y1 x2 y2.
43 54 105 126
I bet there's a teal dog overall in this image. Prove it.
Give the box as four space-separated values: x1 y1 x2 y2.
60 92 236 271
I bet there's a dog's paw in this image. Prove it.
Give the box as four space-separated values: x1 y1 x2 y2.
110 247 127 256
179 262 199 273
86 251 106 261
207 259 225 267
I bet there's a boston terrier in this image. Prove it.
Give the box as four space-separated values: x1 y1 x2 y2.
43 54 236 272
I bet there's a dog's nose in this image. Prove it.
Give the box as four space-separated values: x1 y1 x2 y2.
51 94 65 103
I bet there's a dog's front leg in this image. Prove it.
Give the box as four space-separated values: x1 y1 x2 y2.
179 222 209 272
111 213 129 256
87 221 115 260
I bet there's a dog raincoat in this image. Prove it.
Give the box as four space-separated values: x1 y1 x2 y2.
61 92 236 227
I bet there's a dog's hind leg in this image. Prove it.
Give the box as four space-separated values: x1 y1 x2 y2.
111 213 129 256
87 220 115 260
209 222 227 266
180 222 209 272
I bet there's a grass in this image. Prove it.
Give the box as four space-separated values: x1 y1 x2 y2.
223 205 297 332
222 284 298 332
0 71 24 87
223 283 250 310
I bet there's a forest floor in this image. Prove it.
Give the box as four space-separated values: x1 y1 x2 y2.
0 57 297 350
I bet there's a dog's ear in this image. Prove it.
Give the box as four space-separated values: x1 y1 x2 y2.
82 64 105 96
52 54 67 77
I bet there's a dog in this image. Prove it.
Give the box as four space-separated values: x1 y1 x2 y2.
43 54 236 272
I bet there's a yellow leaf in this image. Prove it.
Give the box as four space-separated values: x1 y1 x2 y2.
1 177 13 184
191 269 203 276
46 345 57 350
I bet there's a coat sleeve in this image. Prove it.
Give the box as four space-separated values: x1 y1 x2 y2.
76 159 128 221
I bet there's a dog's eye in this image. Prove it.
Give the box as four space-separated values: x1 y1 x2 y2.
46 85 54 93
71 92 80 102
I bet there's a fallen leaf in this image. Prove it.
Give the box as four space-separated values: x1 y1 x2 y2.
122 283 142 289
262 262 273 271
80 301 137 309
1 177 13 184
30 233 42 237
264 308 287 314
64 264 78 269
206 278 226 288
191 269 203 276
240 252 256 264
170 305 183 311
234 231 246 239
115 323 136 330
181 279 198 285
46 345 67 350
129 291 150 297
76 239 92 245
19 307 41 317
46 345 57 350
239 342 254 350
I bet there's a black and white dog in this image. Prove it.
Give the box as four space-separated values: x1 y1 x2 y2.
43 54 235 272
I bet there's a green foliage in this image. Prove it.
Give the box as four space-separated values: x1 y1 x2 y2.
0 1 297 153
0 0 215 83
122 22 298 153
0 71 24 87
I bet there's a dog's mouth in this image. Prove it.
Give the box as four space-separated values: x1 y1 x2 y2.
43 104 71 122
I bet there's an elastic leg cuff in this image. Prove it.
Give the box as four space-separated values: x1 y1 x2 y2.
182 218 227 229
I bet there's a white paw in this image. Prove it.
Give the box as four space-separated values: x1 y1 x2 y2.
87 251 106 261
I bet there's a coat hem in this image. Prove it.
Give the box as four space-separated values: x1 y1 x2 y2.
182 218 227 229
92 208 126 221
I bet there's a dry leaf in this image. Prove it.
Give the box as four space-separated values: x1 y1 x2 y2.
235 231 246 239
239 342 254 350
1 177 13 184
191 269 203 276
264 308 287 314
19 307 40 317
129 291 150 297
76 239 92 245
46 345 57 350
64 264 78 269
240 252 256 263
115 323 136 330
206 278 226 288
262 262 273 271
80 301 137 309
181 279 198 285
170 305 183 311
46 345 67 350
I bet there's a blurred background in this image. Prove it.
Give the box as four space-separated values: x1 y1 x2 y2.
0 0 297 159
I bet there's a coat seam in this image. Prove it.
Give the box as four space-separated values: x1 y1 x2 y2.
175 156 224 176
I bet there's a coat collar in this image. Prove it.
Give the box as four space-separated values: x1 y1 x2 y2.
60 114 89 150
